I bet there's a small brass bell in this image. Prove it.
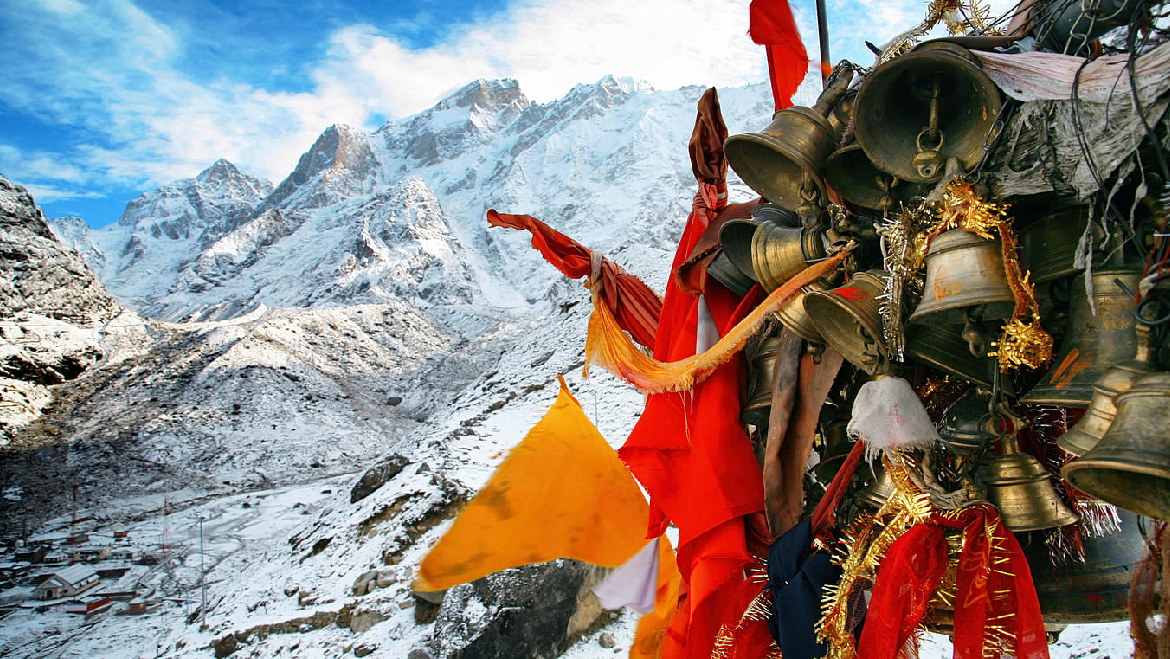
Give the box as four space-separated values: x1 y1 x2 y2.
724 71 852 211
937 386 995 455
854 42 1002 183
711 219 761 296
909 228 1016 326
741 334 780 429
804 270 890 376
706 252 754 297
813 420 853 482
985 421 1079 532
1023 511 1149 624
773 278 829 344
1063 372 1170 520
823 144 927 213
750 222 828 292
1022 268 1143 407
1058 324 1155 455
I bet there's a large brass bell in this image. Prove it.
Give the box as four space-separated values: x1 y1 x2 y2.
724 71 852 211
909 228 1016 325
823 144 928 213
984 419 1079 532
751 222 828 291
905 323 997 387
1022 268 1143 407
741 333 780 428
1058 323 1155 455
1023 511 1149 624
707 252 755 297
1063 372 1170 520
804 270 890 376
854 42 1002 183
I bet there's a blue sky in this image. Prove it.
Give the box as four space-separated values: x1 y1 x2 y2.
0 0 1017 228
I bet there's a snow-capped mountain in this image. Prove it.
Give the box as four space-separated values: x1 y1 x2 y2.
51 76 788 324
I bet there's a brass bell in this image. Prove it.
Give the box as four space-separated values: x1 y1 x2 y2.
813 420 853 482
750 222 828 292
1017 205 1092 283
710 219 760 297
1063 372 1170 520
854 42 1002 183
774 278 829 344
823 144 928 213
937 386 995 455
909 228 1016 326
985 423 1080 532
1022 268 1143 407
905 323 998 387
724 71 852 211
804 270 890 376
1058 324 1155 455
741 333 780 429
858 461 896 510
1023 511 1149 624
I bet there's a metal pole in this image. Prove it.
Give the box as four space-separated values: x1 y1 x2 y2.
815 0 831 87
199 517 206 626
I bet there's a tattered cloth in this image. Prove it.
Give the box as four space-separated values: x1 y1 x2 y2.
486 209 662 349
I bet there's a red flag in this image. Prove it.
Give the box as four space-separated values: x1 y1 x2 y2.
749 0 809 110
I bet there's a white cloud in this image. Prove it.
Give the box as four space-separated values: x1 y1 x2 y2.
2 0 1015 200
22 185 106 203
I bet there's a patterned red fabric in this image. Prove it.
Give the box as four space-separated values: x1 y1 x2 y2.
486 210 661 348
858 505 1050 659
749 0 809 110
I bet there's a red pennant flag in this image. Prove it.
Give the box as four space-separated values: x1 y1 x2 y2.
749 0 809 110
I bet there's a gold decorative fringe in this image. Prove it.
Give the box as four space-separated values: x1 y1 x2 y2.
583 250 848 394
711 560 783 659
878 201 934 361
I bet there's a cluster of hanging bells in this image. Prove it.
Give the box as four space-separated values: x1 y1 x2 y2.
715 38 1169 630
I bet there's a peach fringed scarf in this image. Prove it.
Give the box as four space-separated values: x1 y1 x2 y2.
584 250 848 394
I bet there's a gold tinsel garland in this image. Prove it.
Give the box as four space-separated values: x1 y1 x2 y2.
816 454 933 659
878 0 1000 63
919 180 1054 372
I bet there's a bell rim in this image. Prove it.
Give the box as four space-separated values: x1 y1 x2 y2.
1063 457 1170 520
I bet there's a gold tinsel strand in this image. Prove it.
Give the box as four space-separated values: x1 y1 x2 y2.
817 455 932 659
878 201 934 361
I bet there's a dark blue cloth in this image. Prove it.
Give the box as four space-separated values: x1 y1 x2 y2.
767 518 844 659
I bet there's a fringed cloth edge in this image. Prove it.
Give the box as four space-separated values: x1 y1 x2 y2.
584 250 849 394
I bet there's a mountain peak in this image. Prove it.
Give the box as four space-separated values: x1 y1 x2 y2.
442 78 527 113
197 158 243 183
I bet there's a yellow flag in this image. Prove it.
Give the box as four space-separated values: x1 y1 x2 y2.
415 376 650 591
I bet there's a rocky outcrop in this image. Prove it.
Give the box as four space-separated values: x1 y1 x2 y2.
261 125 378 212
0 175 119 326
428 560 608 659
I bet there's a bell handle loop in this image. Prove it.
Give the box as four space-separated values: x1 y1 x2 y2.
916 126 945 153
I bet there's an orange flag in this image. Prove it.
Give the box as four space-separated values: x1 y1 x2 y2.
415 376 650 591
